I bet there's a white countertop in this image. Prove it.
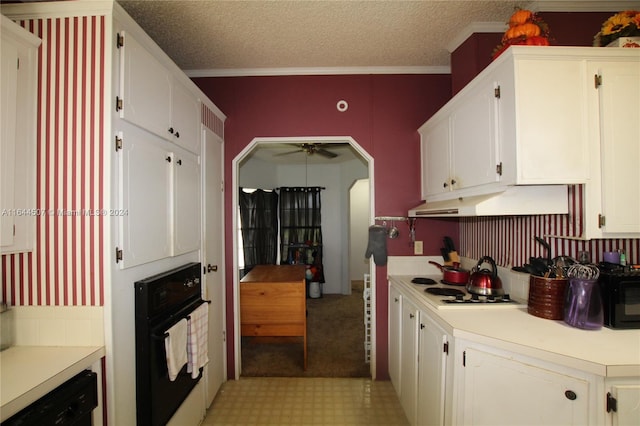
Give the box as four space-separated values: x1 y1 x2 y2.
0 345 105 421
390 274 640 378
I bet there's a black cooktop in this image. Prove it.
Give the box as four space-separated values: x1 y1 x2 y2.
411 277 437 285
425 287 465 297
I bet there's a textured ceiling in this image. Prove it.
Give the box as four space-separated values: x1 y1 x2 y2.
116 0 530 74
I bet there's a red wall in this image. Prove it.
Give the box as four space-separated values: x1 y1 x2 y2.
193 74 459 379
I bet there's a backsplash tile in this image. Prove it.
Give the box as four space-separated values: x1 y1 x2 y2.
12 306 104 346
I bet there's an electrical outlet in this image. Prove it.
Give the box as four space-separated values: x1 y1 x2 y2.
414 241 423 255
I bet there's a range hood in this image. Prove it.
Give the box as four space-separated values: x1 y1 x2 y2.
408 185 569 217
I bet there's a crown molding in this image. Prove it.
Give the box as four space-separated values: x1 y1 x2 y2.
446 22 507 53
185 66 451 78
528 0 640 12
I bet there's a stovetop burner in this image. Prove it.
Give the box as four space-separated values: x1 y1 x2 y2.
443 292 516 304
425 287 465 297
412 277 437 285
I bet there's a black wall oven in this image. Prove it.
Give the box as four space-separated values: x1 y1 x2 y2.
134 262 205 426
598 267 640 329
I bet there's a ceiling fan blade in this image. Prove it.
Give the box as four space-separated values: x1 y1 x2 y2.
315 148 338 158
274 149 303 156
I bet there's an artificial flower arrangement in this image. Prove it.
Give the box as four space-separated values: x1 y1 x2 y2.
492 9 551 60
593 10 640 47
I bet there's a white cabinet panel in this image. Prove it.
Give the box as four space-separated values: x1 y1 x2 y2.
609 383 640 426
173 150 201 255
585 61 640 238
450 78 499 191
417 310 448 426
1 16 39 254
171 80 201 154
118 124 172 268
119 30 172 140
420 115 450 199
399 297 418 425
388 285 402 395
119 31 201 155
460 346 590 426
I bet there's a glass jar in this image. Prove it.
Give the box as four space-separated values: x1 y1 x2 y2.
563 278 603 330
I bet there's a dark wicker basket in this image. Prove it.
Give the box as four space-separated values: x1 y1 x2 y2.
527 276 568 320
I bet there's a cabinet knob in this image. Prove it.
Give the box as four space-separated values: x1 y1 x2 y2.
450 179 456 185
443 182 448 188
409 313 415 319
168 127 174 134
420 323 425 329
207 264 218 273
176 159 182 166
166 156 172 162
564 390 577 400
175 131 180 138
394 297 399 303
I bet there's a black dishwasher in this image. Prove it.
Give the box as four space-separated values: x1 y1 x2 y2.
2 370 98 426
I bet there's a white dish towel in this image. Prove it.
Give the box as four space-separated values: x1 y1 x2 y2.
165 318 188 381
187 303 209 378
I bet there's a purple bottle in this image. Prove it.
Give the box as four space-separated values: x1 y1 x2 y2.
564 278 603 330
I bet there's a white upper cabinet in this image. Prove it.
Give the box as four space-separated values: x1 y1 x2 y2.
583 60 640 239
119 31 201 154
173 150 201 255
418 47 638 207
0 16 40 254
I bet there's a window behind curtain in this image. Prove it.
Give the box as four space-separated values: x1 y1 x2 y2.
279 187 324 283
238 188 279 273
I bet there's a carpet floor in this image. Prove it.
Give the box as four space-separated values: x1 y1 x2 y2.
240 280 371 377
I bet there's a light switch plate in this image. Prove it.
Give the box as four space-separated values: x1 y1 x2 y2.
414 241 423 255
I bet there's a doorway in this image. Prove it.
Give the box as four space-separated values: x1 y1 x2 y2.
232 136 375 378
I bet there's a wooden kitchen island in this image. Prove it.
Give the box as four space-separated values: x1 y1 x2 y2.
240 264 307 369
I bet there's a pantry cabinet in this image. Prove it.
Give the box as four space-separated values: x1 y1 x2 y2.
0 16 40 254
117 123 172 267
117 122 201 268
419 46 639 206
119 31 201 155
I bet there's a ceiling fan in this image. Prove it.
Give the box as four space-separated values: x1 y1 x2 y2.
275 143 347 159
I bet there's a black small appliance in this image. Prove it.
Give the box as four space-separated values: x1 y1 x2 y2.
598 264 640 329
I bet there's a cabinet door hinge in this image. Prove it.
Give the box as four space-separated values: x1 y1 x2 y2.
115 135 123 151
116 32 124 48
494 85 501 99
13 224 16 236
16 57 20 70
496 162 503 176
115 96 123 112
463 350 466 367
606 392 617 413
115 247 123 263
595 74 602 89
443 341 449 355
598 214 605 228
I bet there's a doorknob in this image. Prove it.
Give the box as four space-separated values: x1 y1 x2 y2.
207 264 218 273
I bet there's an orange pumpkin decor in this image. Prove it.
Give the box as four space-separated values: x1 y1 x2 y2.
492 8 551 60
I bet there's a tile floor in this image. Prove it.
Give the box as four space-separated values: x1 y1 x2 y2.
201 377 409 425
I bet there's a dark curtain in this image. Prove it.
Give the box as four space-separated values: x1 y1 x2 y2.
238 188 279 270
279 187 324 283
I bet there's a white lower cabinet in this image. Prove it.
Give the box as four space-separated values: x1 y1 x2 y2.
605 379 640 426
417 308 451 426
389 282 452 426
456 343 592 426
399 297 419 424
389 285 402 396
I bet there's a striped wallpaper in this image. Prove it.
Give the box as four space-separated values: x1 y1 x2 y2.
1 16 106 306
461 185 640 268
202 103 224 138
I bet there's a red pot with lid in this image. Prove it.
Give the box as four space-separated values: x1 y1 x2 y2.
429 261 470 286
